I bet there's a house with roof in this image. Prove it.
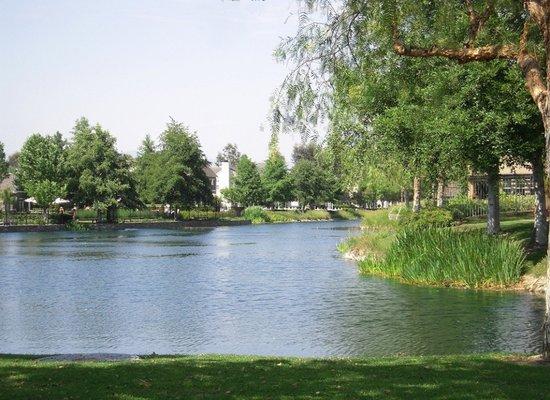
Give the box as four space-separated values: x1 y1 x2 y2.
203 161 234 210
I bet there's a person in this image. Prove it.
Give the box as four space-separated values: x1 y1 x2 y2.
59 206 64 214
72 207 77 220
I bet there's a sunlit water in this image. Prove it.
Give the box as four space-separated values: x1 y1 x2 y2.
0 221 544 356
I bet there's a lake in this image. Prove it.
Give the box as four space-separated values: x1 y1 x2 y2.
0 220 544 356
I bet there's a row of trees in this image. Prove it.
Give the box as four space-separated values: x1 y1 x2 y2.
223 140 338 209
2 118 215 221
1 118 344 219
273 0 550 358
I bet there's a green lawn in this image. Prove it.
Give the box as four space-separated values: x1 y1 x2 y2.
0 354 548 400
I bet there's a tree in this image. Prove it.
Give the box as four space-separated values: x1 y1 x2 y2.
291 158 334 209
134 135 158 205
382 0 550 359
216 143 241 167
66 118 135 221
262 147 293 207
152 119 212 207
0 142 7 181
222 155 264 207
276 0 550 357
17 133 68 218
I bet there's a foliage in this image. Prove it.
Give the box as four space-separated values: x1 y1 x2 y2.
361 228 524 288
26 180 67 210
291 142 321 164
290 158 336 209
134 119 212 207
242 206 269 224
215 143 241 167
0 142 7 180
261 148 293 206
399 208 454 229
66 118 137 215
179 209 237 221
17 133 68 210
222 155 264 207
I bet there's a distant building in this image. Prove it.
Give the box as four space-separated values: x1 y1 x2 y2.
203 161 234 209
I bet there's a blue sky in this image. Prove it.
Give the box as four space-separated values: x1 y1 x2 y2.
0 0 304 162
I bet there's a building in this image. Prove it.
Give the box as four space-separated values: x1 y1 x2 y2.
468 164 534 199
203 161 234 209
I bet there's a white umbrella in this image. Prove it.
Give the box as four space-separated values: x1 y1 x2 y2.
24 197 37 204
53 198 70 205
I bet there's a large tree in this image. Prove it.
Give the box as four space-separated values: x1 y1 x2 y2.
222 155 265 207
136 120 212 208
17 133 68 217
262 146 293 207
66 118 136 221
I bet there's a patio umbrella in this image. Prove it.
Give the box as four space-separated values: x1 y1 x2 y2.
24 197 37 204
53 198 70 205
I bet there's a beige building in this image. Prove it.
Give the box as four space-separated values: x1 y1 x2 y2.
468 164 534 199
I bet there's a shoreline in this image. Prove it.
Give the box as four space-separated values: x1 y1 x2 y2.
0 215 362 233
0 219 251 233
341 249 547 295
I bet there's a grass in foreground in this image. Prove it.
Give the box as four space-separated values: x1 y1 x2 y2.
0 354 548 400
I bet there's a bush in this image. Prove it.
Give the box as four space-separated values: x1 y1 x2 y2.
399 207 453 228
360 228 524 288
242 206 269 223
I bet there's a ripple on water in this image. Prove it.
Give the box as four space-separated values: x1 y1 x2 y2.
0 220 544 356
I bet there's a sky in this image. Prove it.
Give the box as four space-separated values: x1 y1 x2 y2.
0 0 306 163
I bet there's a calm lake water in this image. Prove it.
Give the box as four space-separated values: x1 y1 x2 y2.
0 220 545 356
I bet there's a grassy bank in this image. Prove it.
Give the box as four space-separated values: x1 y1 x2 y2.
0 354 548 399
339 209 543 288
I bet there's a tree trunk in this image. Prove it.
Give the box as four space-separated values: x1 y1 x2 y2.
543 117 550 360
436 179 445 208
532 153 548 247
486 168 500 235
402 188 410 208
412 177 421 212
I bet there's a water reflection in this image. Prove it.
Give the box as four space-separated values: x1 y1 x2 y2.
0 221 544 356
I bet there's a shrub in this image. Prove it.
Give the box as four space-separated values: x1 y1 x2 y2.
242 206 269 223
360 228 524 288
399 207 453 228
179 209 237 220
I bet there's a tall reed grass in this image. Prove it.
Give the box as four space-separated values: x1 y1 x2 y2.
359 228 525 288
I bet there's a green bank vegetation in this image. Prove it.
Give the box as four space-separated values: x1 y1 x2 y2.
340 209 542 289
0 354 547 400
242 206 368 224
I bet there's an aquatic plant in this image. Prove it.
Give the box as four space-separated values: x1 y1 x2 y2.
360 228 525 288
